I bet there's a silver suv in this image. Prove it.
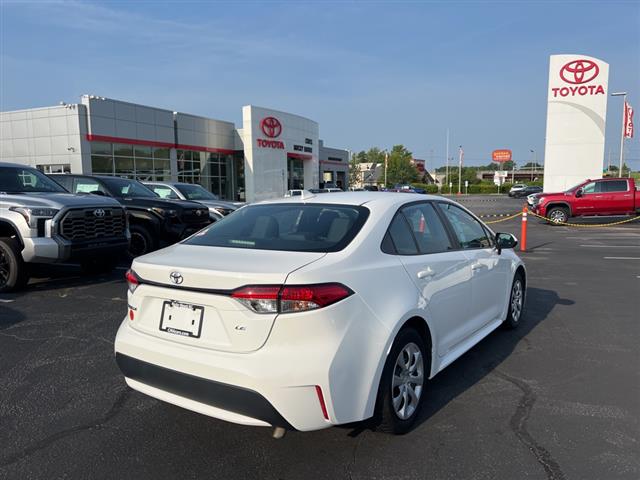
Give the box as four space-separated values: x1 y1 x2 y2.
0 162 130 291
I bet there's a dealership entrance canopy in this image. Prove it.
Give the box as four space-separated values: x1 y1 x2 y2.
0 96 349 202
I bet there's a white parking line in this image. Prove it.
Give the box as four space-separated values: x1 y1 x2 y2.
580 245 640 248
603 257 640 260
0 299 15 303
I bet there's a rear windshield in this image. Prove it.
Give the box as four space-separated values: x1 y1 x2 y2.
185 203 369 252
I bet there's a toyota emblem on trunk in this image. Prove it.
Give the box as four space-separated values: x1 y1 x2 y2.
169 271 184 285
93 209 106 217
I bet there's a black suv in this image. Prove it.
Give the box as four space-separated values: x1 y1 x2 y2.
49 175 211 257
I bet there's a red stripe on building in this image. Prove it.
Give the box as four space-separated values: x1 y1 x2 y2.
86 134 175 149
287 152 313 160
175 143 238 155
86 134 239 155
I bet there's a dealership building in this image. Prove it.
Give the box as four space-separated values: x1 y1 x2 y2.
0 95 350 202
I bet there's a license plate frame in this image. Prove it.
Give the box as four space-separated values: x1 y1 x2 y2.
159 300 204 338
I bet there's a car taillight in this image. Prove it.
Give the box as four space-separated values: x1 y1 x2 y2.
125 269 140 293
230 285 281 314
230 283 353 314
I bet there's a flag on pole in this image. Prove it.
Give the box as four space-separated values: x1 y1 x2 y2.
624 101 634 138
458 146 464 166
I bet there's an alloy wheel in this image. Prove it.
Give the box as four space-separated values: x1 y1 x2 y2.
549 210 567 224
511 279 523 323
391 342 424 420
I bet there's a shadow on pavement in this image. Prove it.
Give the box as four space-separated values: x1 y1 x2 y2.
350 287 574 436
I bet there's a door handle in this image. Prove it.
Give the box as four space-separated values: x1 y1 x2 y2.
417 267 435 279
471 263 483 271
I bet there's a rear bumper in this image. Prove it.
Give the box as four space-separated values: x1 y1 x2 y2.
114 294 388 431
116 353 294 429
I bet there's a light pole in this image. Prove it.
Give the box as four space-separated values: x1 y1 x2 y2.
445 129 450 190
611 92 627 175
457 145 463 195
529 149 535 181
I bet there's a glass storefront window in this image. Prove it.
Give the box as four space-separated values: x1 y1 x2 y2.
135 158 154 180
91 142 112 155
153 147 170 159
113 144 134 156
134 145 152 158
115 157 134 176
91 155 114 174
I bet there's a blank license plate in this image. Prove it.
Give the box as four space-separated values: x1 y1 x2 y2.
159 301 204 338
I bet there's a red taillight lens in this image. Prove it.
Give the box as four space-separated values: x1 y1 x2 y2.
231 285 280 314
125 269 140 293
279 283 352 313
230 283 352 314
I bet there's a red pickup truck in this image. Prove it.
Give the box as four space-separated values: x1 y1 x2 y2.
532 177 639 224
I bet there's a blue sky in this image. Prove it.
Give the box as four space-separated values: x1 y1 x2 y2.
1 0 639 169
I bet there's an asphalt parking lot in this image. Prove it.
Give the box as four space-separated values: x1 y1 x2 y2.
1 195 639 480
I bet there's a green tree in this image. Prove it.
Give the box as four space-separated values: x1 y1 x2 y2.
386 145 418 186
348 155 360 186
365 147 386 164
354 150 368 163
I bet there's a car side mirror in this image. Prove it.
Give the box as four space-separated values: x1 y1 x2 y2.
575 188 583 198
90 190 106 196
495 233 518 254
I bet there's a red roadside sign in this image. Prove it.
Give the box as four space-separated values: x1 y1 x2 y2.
492 149 512 163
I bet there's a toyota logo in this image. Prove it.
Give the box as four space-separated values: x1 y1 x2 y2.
560 59 599 84
260 117 282 138
169 271 183 285
93 209 106 218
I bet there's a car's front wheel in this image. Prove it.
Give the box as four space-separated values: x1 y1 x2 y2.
547 206 569 225
0 237 29 293
375 327 429 434
128 225 155 258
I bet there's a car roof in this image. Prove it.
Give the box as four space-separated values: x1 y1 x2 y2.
257 191 446 209
0 161 37 168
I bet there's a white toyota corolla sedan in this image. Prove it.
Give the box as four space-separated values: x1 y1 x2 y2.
115 192 526 435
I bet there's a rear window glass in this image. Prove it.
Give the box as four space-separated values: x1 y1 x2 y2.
185 203 369 252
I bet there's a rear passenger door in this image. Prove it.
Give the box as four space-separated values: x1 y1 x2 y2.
436 202 510 333
601 180 632 214
383 202 473 358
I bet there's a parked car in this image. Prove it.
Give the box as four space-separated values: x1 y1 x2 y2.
0 163 129 291
325 188 343 193
512 185 542 198
115 192 526 435
363 185 379 192
531 177 639 224
508 184 528 197
49 175 211 257
526 192 542 207
284 189 307 197
142 181 241 221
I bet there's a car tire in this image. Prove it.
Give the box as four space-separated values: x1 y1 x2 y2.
128 224 155 258
547 206 569 225
374 327 429 434
81 256 119 274
503 273 525 329
0 237 29 293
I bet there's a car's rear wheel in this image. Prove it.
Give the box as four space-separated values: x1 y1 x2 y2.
0 237 29 293
375 327 428 434
547 206 569 225
503 273 525 329
128 225 155 258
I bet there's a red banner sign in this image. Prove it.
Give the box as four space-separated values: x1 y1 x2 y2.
492 149 512 163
